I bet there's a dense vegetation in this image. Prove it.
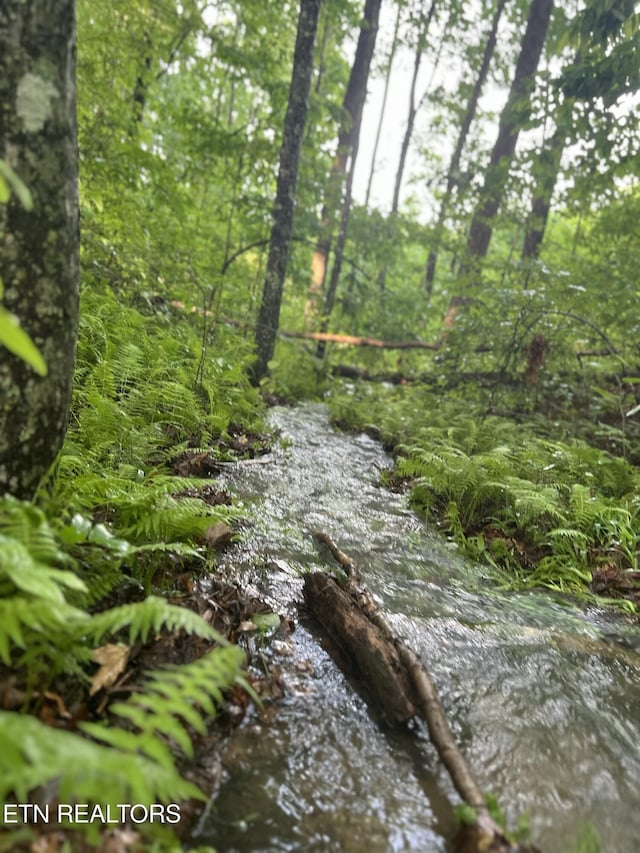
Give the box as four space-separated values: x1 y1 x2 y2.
1 0 639 848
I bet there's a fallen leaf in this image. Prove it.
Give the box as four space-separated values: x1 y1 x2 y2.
42 690 71 720
90 644 130 696
0 677 26 710
99 828 141 852
204 521 232 550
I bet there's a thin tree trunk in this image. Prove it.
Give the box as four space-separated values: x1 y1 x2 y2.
390 0 438 216
314 9 332 94
0 0 79 499
463 0 554 270
316 136 360 358
424 0 507 294
250 0 323 385
522 52 580 262
364 2 402 208
521 126 565 261
306 0 381 326
378 0 438 294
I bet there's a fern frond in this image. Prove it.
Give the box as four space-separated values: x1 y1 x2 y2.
84 645 245 763
0 495 74 567
85 595 222 645
0 711 204 806
0 538 87 602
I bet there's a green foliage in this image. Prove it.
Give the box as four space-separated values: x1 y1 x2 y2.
262 339 329 401
329 385 639 607
46 288 251 553
0 495 245 843
570 823 601 853
0 161 45 376
1 251 262 837
3 0 638 843
83 645 246 764
0 496 226 673
0 710 203 807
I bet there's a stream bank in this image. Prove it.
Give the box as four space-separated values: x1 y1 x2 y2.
196 404 640 853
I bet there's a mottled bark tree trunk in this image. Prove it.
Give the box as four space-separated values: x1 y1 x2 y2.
306 0 381 325
250 0 322 385
424 0 506 294
0 0 79 499
464 0 554 269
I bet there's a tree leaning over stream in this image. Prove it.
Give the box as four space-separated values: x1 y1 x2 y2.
0 0 79 499
250 0 323 385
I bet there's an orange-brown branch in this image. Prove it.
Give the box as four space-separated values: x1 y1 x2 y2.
280 329 441 350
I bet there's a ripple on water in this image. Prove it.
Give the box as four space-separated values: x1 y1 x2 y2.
206 404 640 853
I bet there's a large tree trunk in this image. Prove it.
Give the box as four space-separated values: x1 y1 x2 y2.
464 0 554 270
0 0 79 499
306 0 381 325
250 0 322 385
424 0 507 294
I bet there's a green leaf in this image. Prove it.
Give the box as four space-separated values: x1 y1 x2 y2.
0 307 47 375
0 161 33 210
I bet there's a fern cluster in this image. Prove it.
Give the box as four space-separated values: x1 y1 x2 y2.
329 385 640 607
0 496 245 842
401 423 639 599
1 287 266 844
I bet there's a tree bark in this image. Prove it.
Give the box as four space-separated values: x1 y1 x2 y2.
306 0 381 325
378 0 438 293
425 0 507 293
315 135 359 358
303 572 417 726
0 0 79 499
250 0 322 385
464 0 554 271
390 0 438 217
364 2 402 208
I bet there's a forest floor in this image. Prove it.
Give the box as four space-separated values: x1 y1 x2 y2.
3 361 639 851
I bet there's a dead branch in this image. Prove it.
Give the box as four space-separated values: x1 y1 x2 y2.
303 572 416 725
280 329 441 350
313 530 357 576
308 531 538 852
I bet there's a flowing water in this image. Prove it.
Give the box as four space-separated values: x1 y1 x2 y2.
196 404 640 853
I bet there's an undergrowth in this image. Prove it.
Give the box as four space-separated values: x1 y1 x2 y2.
329 382 640 612
0 286 265 846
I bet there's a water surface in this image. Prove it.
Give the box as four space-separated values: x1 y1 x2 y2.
199 404 640 852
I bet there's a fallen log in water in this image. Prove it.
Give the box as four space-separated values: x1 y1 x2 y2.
303 571 416 726
304 531 540 853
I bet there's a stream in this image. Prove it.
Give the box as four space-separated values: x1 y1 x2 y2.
196 404 640 853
